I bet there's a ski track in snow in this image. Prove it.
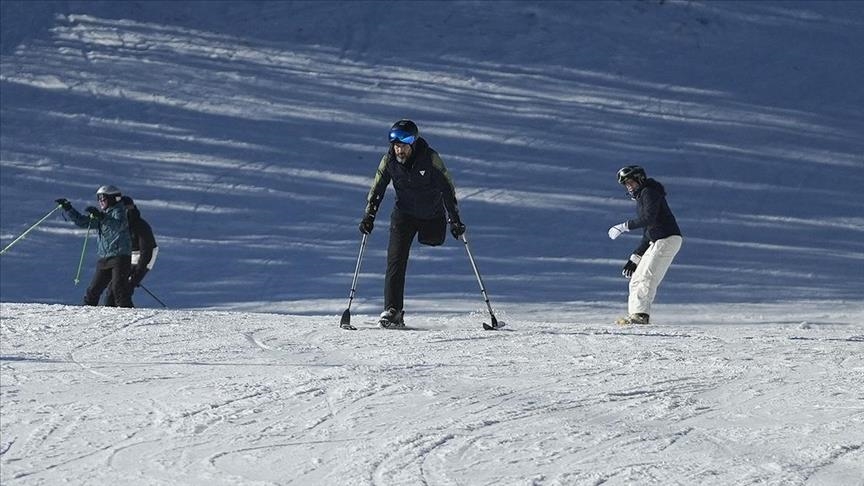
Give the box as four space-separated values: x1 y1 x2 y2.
1 303 863 485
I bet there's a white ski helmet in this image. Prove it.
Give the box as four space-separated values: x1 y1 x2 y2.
96 185 122 203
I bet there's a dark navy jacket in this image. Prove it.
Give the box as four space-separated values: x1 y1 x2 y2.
127 205 157 268
365 137 459 220
627 178 682 255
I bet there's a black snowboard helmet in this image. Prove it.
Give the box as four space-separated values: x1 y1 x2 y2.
617 165 646 185
388 119 419 145
617 165 647 199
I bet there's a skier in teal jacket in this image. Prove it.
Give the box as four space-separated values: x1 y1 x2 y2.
56 185 133 307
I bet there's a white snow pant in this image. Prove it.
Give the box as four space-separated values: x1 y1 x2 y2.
629 235 682 315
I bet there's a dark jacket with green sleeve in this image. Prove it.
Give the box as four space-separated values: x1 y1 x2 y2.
365 137 459 221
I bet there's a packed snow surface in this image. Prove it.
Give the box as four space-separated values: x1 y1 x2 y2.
2 302 863 485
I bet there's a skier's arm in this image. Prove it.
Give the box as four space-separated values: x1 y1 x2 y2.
364 154 391 216
66 207 97 229
430 152 460 220
136 220 157 268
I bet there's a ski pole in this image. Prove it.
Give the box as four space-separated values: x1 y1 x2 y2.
460 233 503 330
0 205 63 256
74 221 93 285
340 233 368 330
139 284 167 308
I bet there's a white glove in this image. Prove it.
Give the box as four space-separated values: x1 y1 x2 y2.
607 222 629 240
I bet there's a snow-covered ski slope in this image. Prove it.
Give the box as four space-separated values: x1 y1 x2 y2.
1 1 863 484
2 302 863 485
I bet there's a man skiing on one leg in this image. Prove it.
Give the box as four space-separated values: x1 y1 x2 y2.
358 119 466 328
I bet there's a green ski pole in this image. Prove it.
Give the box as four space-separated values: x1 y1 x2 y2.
74 220 94 285
0 205 63 256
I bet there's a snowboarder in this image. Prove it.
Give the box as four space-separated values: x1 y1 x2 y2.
104 196 158 307
55 185 133 307
358 119 465 328
607 165 682 325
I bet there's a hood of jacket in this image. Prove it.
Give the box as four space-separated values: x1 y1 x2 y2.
127 205 141 224
635 178 666 198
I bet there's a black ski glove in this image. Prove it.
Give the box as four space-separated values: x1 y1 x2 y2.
85 206 104 220
359 213 375 235
129 266 148 287
449 215 466 239
622 254 641 279
55 198 72 210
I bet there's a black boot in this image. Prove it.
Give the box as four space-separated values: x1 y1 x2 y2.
378 307 405 328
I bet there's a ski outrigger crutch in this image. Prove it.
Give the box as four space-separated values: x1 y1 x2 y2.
339 233 368 330
460 233 505 330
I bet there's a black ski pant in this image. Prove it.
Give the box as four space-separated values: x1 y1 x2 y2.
104 265 148 307
84 255 133 308
384 208 446 312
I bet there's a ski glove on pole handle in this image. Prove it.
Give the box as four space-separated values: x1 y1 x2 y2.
85 206 104 220
608 222 629 240
55 198 72 211
358 213 375 235
450 221 466 239
449 214 466 239
622 253 641 278
130 267 146 287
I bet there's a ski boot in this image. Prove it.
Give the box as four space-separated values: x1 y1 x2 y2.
378 307 405 329
615 313 650 325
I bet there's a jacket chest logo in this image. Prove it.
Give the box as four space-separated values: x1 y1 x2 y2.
419 170 426 176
